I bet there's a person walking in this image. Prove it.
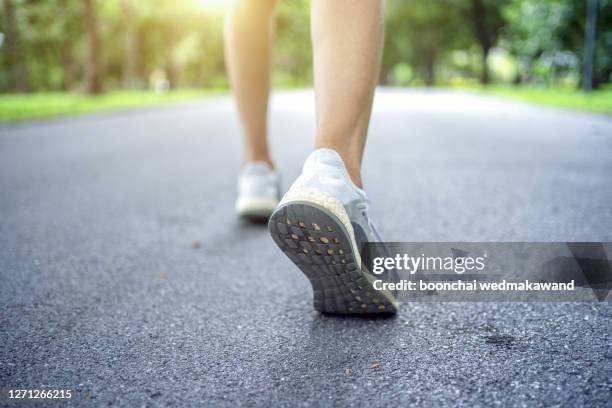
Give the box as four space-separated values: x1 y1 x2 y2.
226 0 397 315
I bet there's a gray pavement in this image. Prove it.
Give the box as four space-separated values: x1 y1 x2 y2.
1 89 612 407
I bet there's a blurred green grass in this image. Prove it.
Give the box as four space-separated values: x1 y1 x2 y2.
0 90 224 123
1 87 611 123
472 86 612 114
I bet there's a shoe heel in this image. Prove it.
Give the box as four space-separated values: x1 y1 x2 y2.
268 197 397 315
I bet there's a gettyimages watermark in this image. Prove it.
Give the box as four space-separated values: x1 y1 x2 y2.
363 242 612 302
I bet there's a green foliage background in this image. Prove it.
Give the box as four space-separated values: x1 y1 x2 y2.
0 0 611 93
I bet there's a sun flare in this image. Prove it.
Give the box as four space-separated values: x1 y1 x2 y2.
193 0 229 11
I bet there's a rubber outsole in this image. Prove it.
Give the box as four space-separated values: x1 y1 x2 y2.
268 201 398 315
236 199 278 222
239 210 273 223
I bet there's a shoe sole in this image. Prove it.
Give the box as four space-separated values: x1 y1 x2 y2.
268 193 398 315
236 197 278 222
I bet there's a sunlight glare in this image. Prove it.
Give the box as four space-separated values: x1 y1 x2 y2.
193 0 229 12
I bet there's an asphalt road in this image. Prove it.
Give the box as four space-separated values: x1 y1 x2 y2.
1 89 612 407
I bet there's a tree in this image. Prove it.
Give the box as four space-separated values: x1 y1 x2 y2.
3 0 28 92
384 0 467 86
121 0 138 89
59 0 79 90
557 0 612 88
504 0 611 89
502 0 566 84
84 0 103 94
466 0 509 84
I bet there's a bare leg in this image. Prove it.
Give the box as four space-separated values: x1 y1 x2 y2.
224 0 277 167
311 0 385 188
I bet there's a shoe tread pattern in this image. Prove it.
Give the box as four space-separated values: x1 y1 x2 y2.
269 202 397 315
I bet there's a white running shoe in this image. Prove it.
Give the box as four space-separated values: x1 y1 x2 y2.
236 162 281 221
268 149 398 314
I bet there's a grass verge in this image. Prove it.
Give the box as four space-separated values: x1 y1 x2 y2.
471 86 612 114
2 86 610 123
0 90 225 123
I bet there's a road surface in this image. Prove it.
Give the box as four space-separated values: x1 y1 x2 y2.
1 89 612 407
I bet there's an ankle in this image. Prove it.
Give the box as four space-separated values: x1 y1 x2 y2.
244 152 274 170
344 163 363 189
313 144 363 188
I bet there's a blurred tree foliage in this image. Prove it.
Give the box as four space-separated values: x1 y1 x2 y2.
463 0 510 85
384 0 463 86
0 0 610 93
557 0 612 87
